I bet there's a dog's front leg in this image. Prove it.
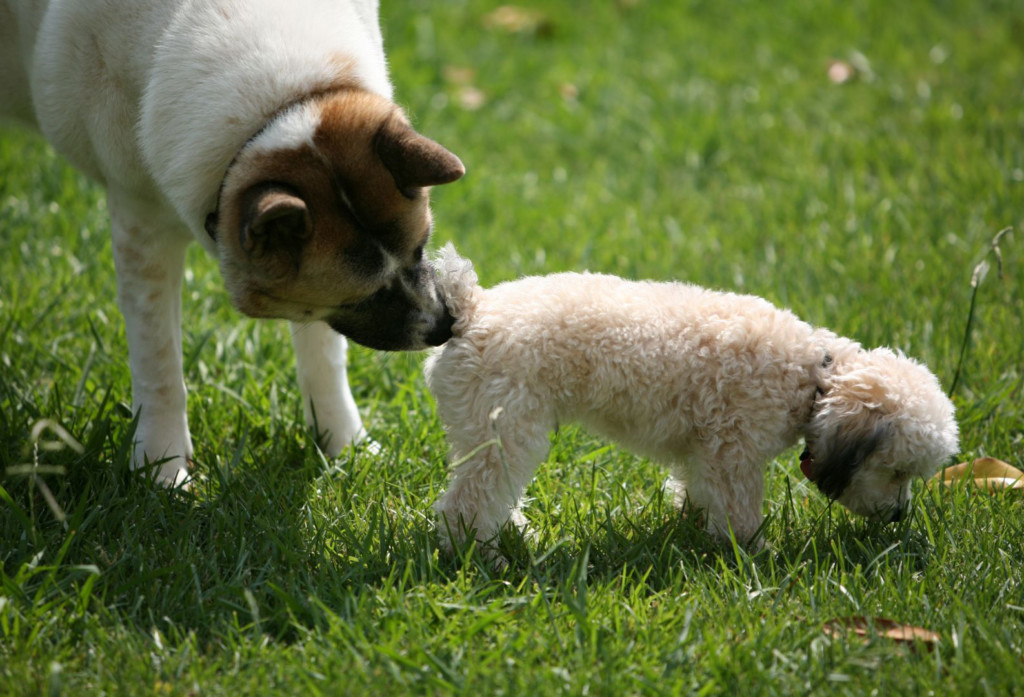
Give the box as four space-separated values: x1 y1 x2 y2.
108 191 193 487
290 321 367 454
678 452 767 548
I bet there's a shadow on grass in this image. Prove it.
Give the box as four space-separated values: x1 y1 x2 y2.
0 397 355 641
0 398 938 646
451 488 935 597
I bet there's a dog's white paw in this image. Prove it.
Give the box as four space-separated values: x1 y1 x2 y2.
435 511 468 557
132 453 191 490
315 420 369 456
663 475 688 508
435 509 496 561
131 435 193 490
155 460 192 489
435 507 533 570
319 427 381 459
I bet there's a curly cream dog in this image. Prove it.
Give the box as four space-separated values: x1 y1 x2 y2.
425 245 959 556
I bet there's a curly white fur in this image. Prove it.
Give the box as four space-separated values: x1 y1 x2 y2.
425 244 959 558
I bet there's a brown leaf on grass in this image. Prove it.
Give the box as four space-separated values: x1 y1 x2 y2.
823 617 940 649
559 83 579 103
484 6 554 37
440 66 486 110
930 457 1024 493
443 66 477 85
457 86 487 111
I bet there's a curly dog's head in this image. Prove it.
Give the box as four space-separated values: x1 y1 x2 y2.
801 347 959 521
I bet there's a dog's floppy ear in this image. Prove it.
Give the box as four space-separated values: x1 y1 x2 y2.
239 184 312 255
375 113 465 195
812 424 888 500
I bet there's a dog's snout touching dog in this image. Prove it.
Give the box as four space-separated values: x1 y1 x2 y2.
426 302 457 347
327 256 455 350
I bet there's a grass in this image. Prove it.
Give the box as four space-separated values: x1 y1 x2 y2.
1 0 1023 693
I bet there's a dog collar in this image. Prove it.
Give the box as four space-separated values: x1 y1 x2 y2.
799 447 816 480
800 349 834 481
816 350 833 396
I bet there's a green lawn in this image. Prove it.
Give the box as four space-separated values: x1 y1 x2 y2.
2 0 1023 694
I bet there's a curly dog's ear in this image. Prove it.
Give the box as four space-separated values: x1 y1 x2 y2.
811 424 888 500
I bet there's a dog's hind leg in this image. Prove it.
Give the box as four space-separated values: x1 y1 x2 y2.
290 322 368 455
435 394 553 557
109 190 193 487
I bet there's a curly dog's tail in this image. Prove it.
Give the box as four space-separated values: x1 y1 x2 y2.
433 243 482 336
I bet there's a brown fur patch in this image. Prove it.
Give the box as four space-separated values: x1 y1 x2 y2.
214 88 438 320
313 91 435 255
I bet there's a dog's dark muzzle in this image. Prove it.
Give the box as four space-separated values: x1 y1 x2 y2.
424 304 455 346
327 263 453 351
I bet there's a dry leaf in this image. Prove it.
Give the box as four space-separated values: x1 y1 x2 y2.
559 83 579 102
827 60 856 84
824 616 940 649
484 6 553 36
457 86 486 111
930 457 1024 493
443 66 477 85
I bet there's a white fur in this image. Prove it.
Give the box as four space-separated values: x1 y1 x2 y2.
141 0 391 241
426 245 960 560
248 102 323 159
1 0 390 484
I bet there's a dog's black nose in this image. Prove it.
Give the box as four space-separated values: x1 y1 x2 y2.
425 305 455 346
889 506 904 523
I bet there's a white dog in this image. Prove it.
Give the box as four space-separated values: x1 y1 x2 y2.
425 245 959 557
1 1 464 485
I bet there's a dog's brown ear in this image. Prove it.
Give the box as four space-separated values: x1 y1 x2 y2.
240 185 312 254
375 113 465 195
812 424 888 500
